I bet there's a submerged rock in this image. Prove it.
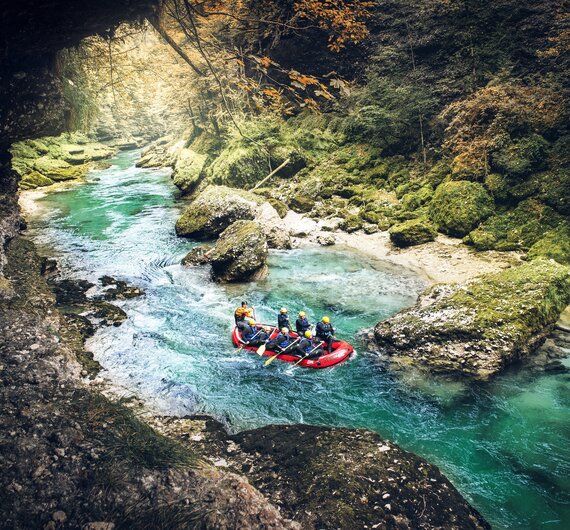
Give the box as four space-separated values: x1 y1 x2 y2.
389 218 437 247
374 258 570 378
175 185 264 239
208 220 268 282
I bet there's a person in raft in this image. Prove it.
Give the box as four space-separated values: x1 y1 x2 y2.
266 327 294 353
295 330 324 359
315 316 335 354
277 307 291 331
238 319 268 346
234 301 254 325
295 311 311 336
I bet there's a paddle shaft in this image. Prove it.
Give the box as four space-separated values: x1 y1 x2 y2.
293 342 323 367
263 338 300 366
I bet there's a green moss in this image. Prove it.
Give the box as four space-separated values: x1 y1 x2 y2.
491 134 549 178
429 180 494 237
289 193 315 213
425 160 451 187
484 172 508 201
341 214 364 233
402 185 433 211
33 157 88 181
267 198 288 218
389 218 437 247
172 148 207 194
528 223 570 265
465 199 564 251
19 171 54 190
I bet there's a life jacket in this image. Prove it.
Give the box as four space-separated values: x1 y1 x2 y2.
276 333 290 348
296 317 310 333
316 321 334 338
298 337 313 353
235 307 252 321
278 314 290 330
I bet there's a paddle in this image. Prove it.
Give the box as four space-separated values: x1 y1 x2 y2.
256 326 276 356
263 338 300 366
292 342 323 367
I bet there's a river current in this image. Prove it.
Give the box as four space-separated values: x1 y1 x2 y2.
26 150 570 529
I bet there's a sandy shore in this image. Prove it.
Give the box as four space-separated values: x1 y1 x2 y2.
18 179 86 218
283 210 522 285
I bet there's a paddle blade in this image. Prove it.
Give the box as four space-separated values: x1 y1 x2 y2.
264 353 280 366
257 343 266 356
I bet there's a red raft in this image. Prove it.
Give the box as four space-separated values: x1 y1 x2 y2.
231 325 353 369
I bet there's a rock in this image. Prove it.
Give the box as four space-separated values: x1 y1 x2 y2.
98 276 144 300
136 137 183 168
527 223 570 265
374 259 570 378
284 211 318 237
255 202 291 250
317 233 335 246
172 148 207 194
175 185 264 240
91 302 128 326
267 198 288 218
181 246 212 266
82 523 115 530
208 220 268 282
19 171 54 190
50 279 94 306
52 511 67 524
429 181 494 237
288 193 315 213
389 218 437 247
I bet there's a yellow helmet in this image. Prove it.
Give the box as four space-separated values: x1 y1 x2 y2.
304 330 312 338
299 311 306 318
282 327 289 333
322 316 330 324
248 318 256 326
280 307 288 313
264 326 270 331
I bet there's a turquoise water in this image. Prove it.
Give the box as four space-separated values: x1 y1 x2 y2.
28 150 570 529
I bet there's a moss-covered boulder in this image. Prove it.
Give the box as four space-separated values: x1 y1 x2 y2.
429 181 494 237
465 199 563 251
267 198 288 218
208 220 268 282
528 223 570 265
172 148 207 194
175 185 264 239
32 157 88 181
374 259 570 378
490 134 549 178
288 193 315 214
19 171 54 190
389 219 437 247
401 185 433 211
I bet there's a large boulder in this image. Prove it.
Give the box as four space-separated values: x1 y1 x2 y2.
175 185 264 240
172 148 207 194
374 259 570 378
389 218 436 247
208 220 268 282
429 181 494 237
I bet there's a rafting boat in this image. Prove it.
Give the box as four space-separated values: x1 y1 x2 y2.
231 324 353 368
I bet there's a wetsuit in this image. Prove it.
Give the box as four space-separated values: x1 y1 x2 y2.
247 326 268 346
278 313 291 331
316 321 335 353
295 337 323 359
267 332 292 353
295 317 310 335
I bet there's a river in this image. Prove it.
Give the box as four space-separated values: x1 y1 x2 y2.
26 149 570 529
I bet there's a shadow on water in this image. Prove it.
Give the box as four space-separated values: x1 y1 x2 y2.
25 149 570 530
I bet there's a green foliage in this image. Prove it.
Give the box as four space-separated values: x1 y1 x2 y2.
429 181 494 237
401 185 433 211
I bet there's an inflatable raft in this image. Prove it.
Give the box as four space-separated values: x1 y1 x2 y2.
231 325 353 369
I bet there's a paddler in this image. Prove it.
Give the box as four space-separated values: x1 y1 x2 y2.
277 307 291 331
295 311 311 335
267 327 293 353
234 301 254 325
241 319 266 345
295 330 323 359
315 316 335 354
